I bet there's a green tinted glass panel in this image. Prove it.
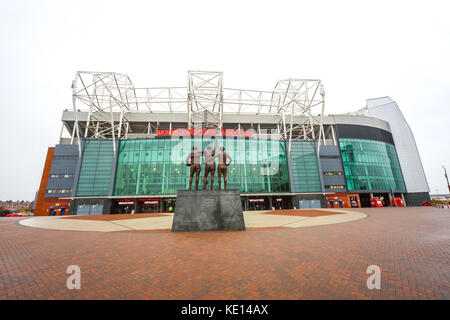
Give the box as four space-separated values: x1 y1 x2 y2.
339 138 405 191
289 141 321 192
76 140 114 196
113 138 290 195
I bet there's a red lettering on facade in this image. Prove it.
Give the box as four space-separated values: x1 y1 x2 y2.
156 128 253 137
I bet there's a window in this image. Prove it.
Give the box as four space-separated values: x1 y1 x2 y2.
53 156 78 160
47 189 72 194
76 140 115 196
50 174 73 178
339 138 405 191
289 141 321 192
113 138 290 195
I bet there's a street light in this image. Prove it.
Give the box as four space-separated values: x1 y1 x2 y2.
443 165 450 193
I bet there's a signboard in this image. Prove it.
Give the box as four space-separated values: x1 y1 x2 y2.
157 128 254 137
118 201 134 205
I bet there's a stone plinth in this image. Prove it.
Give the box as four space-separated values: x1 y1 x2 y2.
172 189 245 231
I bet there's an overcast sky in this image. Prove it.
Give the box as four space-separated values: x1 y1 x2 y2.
0 0 449 200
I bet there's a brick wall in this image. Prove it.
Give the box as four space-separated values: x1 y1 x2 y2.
34 147 72 216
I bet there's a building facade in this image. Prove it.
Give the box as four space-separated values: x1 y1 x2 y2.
34 72 430 215
0 200 33 212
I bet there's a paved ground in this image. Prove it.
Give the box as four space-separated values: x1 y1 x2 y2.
262 209 346 217
0 207 449 299
18 209 366 232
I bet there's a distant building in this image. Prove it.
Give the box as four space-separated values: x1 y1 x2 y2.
0 200 33 211
430 194 450 201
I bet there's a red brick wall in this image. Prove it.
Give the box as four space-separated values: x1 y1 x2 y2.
34 148 71 216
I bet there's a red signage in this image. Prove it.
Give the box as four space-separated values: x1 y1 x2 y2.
157 129 253 137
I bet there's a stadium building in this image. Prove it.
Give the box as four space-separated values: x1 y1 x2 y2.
33 71 430 216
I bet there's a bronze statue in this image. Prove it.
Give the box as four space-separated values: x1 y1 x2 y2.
215 146 233 189
185 146 203 190
203 139 218 190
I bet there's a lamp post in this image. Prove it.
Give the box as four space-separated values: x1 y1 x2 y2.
444 165 450 193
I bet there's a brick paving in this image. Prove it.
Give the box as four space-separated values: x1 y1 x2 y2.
0 207 449 300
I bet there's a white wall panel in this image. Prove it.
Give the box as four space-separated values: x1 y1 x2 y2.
366 97 429 193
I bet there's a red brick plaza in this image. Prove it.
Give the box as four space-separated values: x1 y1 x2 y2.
0 207 448 300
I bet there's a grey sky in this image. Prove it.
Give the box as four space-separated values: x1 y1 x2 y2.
0 0 449 200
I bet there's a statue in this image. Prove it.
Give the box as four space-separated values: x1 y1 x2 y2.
185 139 232 190
175 140 244 232
185 146 203 190
215 146 233 189
203 138 218 190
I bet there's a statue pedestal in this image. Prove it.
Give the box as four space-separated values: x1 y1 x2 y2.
172 189 246 231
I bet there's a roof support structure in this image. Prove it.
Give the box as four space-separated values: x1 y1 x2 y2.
70 71 327 149
187 71 223 130
270 79 326 154
72 71 135 155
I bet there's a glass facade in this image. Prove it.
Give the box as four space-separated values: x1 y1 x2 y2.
73 137 406 197
113 138 290 195
76 140 115 196
289 141 322 192
339 138 405 191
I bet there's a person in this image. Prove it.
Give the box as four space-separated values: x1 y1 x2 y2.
185 146 203 190
215 146 232 189
203 139 218 190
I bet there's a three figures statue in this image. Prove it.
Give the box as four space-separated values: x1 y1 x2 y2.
185 138 233 190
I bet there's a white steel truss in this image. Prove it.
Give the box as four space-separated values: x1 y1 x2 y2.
187 71 223 129
270 79 326 153
71 71 327 154
71 71 136 155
